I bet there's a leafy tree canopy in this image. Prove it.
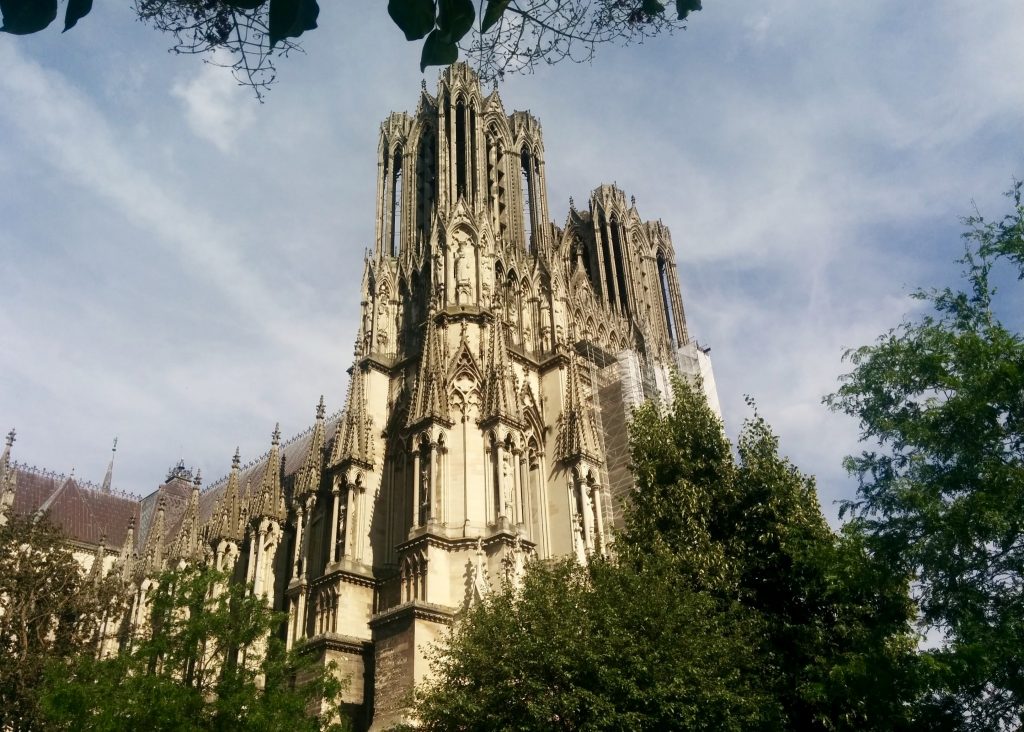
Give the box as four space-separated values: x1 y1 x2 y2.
0 513 124 731
412 378 919 731
827 183 1024 730
0 0 702 96
39 564 348 732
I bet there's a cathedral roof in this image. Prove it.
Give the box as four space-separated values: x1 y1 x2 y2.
8 464 139 548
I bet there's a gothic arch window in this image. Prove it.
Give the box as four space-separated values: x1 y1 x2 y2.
598 212 616 307
657 250 678 346
416 130 436 248
455 99 468 198
610 215 629 314
520 147 535 251
486 123 507 238
390 148 403 257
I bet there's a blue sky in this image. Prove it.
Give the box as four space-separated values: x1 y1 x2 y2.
1 1 1022 519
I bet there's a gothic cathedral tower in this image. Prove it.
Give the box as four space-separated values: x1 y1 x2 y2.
285 63 716 730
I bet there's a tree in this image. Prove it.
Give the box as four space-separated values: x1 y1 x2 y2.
0 0 702 96
626 381 919 730
412 378 919 730
0 513 123 731
413 556 771 731
826 185 1024 730
39 563 347 732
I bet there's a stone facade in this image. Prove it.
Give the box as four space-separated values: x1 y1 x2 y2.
0 64 717 731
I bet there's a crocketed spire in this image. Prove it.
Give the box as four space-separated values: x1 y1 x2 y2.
140 496 166 576
407 314 450 428
100 437 117 494
0 428 16 522
213 448 244 542
331 363 375 470
295 398 327 496
481 318 520 426
554 353 601 464
252 424 285 520
172 470 203 563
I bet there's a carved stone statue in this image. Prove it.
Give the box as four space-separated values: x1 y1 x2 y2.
452 230 474 303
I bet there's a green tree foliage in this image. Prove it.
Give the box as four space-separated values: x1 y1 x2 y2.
827 185 1024 730
0 513 124 731
626 381 919 730
413 556 769 731
39 564 347 732
413 378 918 730
1 0 701 95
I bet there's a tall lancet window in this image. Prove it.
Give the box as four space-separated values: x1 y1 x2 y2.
521 149 534 251
390 150 403 257
599 213 615 306
416 131 435 249
455 100 468 197
610 217 629 314
657 251 678 347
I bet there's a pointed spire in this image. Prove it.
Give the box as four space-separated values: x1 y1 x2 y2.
215 448 244 542
253 424 285 520
141 497 166 575
89 534 107 585
119 515 135 581
1 428 14 468
100 437 117 494
555 353 601 464
173 472 202 562
407 315 451 428
0 428 15 520
331 367 374 470
481 318 520 425
293 398 327 497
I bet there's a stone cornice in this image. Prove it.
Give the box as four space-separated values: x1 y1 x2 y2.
369 600 455 630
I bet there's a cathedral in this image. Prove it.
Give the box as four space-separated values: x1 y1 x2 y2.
0 64 717 731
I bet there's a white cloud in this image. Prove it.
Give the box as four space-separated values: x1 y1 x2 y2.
172 54 256 153
0 0 1021 521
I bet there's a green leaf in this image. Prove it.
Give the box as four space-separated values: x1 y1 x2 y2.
225 0 266 8
420 28 458 72
436 0 474 43
62 0 91 32
480 0 509 33
0 0 56 34
641 0 665 15
268 0 318 48
674 0 700 20
388 0 435 41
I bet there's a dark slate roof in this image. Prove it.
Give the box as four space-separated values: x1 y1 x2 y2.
198 412 342 527
10 464 140 548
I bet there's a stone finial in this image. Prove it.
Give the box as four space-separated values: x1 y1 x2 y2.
421 78 427 91
193 469 202 487
631 195 636 207
232 447 241 469
568 196 575 210
317 395 326 419
5 428 15 448
272 423 281 446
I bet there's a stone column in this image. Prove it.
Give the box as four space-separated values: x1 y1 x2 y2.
411 450 421 529
591 483 606 554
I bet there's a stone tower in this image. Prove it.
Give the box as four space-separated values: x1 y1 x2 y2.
297 63 716 730
1 63 717 732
